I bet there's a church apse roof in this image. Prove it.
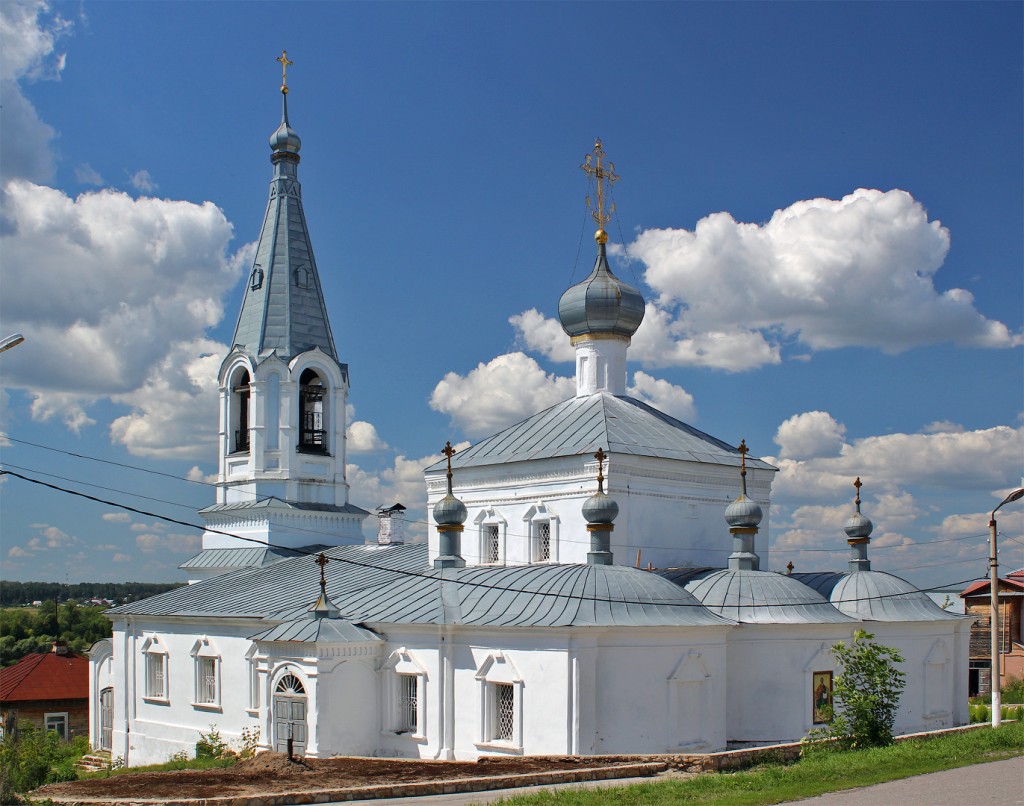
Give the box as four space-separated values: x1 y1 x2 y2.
428 393 777 472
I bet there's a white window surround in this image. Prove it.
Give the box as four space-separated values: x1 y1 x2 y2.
523 504 558 564
474 509 507 565
44 712 69 740
381 648 427 740
190 637 222 711
140 636 169 703
474 652 524 752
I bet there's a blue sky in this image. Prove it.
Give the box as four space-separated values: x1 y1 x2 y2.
1 1 1021 589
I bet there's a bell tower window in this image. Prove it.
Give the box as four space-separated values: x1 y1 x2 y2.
298 368 328 454
231 370 251 454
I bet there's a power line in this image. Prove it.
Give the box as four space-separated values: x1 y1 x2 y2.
0 469 988 613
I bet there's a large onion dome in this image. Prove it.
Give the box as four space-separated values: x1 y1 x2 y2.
725 496 763 529
558 239 645 340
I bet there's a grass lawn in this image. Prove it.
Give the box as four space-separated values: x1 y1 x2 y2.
496 723 1024 805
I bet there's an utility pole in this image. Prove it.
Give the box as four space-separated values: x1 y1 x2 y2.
989 487 1024 728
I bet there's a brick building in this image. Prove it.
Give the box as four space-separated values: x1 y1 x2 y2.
961 569 1024 696
0 643 89 740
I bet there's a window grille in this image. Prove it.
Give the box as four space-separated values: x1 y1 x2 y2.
485 524 500 564
535 521 551 562
146 653 166 698
399 675 418 733
494 684 514 741
198 657 217 704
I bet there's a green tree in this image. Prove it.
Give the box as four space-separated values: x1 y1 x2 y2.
830 629 906 748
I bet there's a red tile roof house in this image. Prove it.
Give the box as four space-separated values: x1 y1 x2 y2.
0 643 89 741
961 568 1024 697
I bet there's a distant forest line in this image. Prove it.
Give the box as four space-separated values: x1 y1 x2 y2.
0 581 182 607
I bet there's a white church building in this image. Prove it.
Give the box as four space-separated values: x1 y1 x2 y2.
89 72 971 766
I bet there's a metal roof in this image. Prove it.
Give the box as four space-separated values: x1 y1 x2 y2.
427 393 777 471
229 100 338 362
249 617 382 644
825 572 964 622
199 498 369 516
179 544 331 570
111 544 731 629
675 569 856 624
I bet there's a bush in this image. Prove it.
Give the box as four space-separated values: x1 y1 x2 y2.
195 725 229 759
1001 675 1024 704
827 629 906 749
0 725 88 800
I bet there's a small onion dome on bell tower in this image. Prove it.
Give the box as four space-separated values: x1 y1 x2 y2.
270 51 301 157
583 448 616 565
433 441 467 569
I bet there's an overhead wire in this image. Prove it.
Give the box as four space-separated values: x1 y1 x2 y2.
0 468 993 612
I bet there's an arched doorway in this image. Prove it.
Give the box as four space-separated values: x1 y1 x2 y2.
273 673 307 755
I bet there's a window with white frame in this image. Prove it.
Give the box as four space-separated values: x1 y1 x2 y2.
533 521 551 562
142 637 168 701
245 645 261 711
382 648 426 738
44 712 68 740
190 637 221 709
475 651 523 749
483 523 500 564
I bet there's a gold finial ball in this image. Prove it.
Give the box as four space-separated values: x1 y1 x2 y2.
281 85 289 94
595 229 609 244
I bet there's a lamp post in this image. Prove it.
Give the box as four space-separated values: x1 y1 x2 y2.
989 486 1024 728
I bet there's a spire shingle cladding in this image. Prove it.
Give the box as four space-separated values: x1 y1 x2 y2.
230 95 338 362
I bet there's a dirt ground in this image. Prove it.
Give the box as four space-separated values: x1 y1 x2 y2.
36 753 645 801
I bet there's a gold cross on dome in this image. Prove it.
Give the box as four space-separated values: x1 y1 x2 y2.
581 137 618 231
853 477 863 507
442 440 456 476
737 439 748 475
594 447 607 488
277 50 294 94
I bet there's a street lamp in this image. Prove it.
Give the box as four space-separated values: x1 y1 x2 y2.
0 333 24 354
989 486 1024 728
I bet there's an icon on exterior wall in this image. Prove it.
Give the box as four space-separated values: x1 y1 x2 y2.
812 670 833 724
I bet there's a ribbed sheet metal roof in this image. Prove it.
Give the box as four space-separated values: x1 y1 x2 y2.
230 113 338 362
179 544 330 570
199 498 369 516
676 569 856 624
249 617 382 643
828 572 964 622
112 544 730 628
427 393 777 471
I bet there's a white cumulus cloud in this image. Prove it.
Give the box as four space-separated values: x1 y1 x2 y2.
430 352 574 438
629 188 1020 357
128 169 157 193
627 371 696 421
774 411 847 460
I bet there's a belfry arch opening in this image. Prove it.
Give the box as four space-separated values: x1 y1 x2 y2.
231 369 251 454
298 368 328 454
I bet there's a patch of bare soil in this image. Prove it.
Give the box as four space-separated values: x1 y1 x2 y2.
36 753 641 801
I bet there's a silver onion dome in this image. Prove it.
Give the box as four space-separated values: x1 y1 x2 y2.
558 242 645 340
725 495 763 529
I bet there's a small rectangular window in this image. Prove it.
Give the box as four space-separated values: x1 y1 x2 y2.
198 657 218 704
399 675 418 733
534 522 551 562
44 713 68 740
494 684 514 742
485 524 500 564
146 653 166 699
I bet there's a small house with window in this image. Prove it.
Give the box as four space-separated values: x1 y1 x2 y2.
0 643 88 741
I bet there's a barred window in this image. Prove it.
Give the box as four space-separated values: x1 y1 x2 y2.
533 521 550 562
485 524 500 564
146 652 166 699
399 675 418 733
494 684 514 741
198 657 218 704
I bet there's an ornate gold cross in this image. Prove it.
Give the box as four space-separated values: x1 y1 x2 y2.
580 138 618 231
594 447 607 489
442 440 456 478
738 439 748 477
277 50 294 94
853 477 863 507
315 552 328 591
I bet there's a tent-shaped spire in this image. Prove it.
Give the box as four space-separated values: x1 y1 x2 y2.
231 52 338 361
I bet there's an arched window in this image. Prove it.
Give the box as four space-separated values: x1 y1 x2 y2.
232 369 251 454
275 674 306 695
298 369 327 454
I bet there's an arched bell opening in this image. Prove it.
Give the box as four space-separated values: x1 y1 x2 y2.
298 368 328 454
230 368 252 454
